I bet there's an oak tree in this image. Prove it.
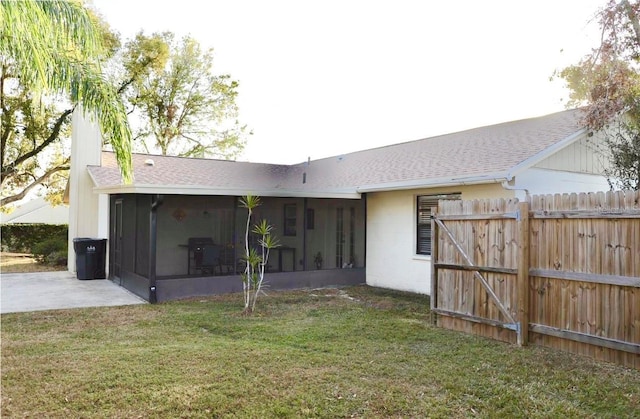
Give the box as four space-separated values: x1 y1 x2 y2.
1 2 247 208
559 0 640 189
117 32 248 159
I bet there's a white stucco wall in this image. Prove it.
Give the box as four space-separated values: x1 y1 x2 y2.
365 183 512 295
67 110 108 273
366 167 611 296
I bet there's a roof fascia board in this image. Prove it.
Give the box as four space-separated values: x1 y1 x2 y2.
506 128 587 179
356 173 510 193
1 201 48 223
87 168 100 187
92 184 361 199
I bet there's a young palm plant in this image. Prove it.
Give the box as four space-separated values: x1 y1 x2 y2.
239 195 279 314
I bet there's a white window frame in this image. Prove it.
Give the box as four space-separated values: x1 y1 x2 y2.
416 193 460 255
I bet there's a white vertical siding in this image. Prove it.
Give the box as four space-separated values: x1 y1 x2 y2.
533 133 609 174
67 110 104 273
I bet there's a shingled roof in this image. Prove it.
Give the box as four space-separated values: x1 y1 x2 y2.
87 108 586 197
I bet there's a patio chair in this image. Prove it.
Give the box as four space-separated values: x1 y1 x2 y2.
188 237 214 275
197 244 221 276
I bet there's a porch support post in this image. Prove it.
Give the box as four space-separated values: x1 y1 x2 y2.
363 193 367 267
148 194 163 303
302 198 308 270
233 196 239 274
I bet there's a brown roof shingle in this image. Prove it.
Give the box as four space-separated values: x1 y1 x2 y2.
88 108 585 196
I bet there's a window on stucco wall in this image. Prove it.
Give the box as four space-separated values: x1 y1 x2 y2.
416 193 460 255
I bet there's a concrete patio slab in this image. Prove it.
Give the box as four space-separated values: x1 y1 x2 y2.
0 271 147 314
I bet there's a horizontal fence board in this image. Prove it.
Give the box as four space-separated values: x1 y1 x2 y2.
432 308 517 330
529 268 640 287
434 263 518 275
434 213 518 221
529 323 640 354
531 210 640 219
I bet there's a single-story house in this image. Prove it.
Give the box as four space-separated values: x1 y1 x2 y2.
68 108 611 302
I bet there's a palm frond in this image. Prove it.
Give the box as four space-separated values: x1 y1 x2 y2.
0 0 133 182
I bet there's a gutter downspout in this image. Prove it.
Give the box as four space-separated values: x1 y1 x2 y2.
501 176 529 200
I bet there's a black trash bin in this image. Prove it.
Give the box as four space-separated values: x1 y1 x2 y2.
73 238 107 280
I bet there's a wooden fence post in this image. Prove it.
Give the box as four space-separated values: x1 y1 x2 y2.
430 208 438 325
517 201 530 346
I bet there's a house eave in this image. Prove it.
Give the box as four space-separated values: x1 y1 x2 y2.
91 183 361 199
356 173 510 193
355 128 588 194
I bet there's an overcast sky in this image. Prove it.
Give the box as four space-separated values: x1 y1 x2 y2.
90 0 605 164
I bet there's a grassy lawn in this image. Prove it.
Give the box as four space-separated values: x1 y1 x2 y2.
1 286 638 418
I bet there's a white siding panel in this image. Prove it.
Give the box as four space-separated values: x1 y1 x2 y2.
534 134 609 174
67 111 104 273
512 168 610 200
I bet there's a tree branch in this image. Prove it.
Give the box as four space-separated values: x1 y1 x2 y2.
117 77 136 95
1 164 69 207
621 0 640 47
1 64 11 182
1 107 74 181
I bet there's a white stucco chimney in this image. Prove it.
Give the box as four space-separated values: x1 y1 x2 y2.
67 109 109 274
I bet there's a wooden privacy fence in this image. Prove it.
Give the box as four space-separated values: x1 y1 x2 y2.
431 190 640 369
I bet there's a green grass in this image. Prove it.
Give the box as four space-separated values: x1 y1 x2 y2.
1 286 638 418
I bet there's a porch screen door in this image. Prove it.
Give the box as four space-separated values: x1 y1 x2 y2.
335 206 357 268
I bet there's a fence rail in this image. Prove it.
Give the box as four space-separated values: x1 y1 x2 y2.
431 190 640 369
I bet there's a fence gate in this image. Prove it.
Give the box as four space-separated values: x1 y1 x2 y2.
430 199 529 346
431 191 640 370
